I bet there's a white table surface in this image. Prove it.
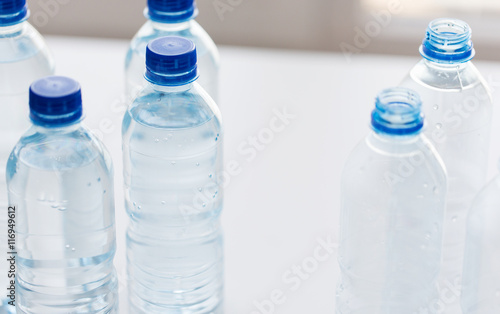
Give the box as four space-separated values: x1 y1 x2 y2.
45 35 500 314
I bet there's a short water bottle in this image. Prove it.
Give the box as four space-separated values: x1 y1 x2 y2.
6 76 118 313
461 161 500 313
122 36 223 313
0 1 54 311
125 0 220 103
336 88 447 313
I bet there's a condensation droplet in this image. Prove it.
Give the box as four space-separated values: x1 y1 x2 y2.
133 202 137 207
208 174 213 178
154 138 160 143
161 201 166 205
202 203 206 208
87 182 91 187
97 177 101 182
196 162 200 167
58 207 67 211
425 233 431 240
138 206 142 210
71 248 76 252
103 190 107 194
163 137 169 141
65 244 70 249
215 137 218 141
433 104 439 110
452 216 458 223
435 123 442 129
171 161 176 166
198 187 202 192
423 183 428 188
433 187 438 194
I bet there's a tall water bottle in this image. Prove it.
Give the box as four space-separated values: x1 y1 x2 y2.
0 1 54 311
123 36 223 313
124 0 220 103
400 18 492 313
461 163 500 313
6 76 118 313
336 88 447 313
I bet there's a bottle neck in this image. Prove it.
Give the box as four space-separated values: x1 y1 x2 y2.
32 121 82 134
0 21 25 37
150 20 192 32
367 130 423 155
148 82 194 93
424 59 469 71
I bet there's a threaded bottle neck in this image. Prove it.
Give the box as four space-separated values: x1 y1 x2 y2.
420 18 474 63
371 87 424 136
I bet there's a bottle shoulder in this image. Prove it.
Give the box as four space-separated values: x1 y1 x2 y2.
128 20 219 58
0 22 54 63
124 83 222 130
8 124 112 172
342 132 447 185
402 59 491 95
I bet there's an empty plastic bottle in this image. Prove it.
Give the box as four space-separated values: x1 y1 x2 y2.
6 76 118 313
122 36 223 313
125 0 220 103
0 1 54 312
336 87 447 314
461 161 500 313
400 18 492 313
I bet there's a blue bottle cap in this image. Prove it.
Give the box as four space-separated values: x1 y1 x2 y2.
146 0 198 23
0 0 28 26
29 76 83 127
145 36 198 86
420 18 475 63
371 87 424 136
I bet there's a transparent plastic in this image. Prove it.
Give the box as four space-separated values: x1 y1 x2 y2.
461 167 500 313
124 20 220 103
336 89 447 313
122 82 223 313
400 19 492 313
6 122 118 313
0 21 54 313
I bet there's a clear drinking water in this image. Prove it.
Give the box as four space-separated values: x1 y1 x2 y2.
0 2 54 312
461 165 500 313
6 76 118 313
123 36 223 313
400 18 492 313
124 0 220 103
336 88 447 314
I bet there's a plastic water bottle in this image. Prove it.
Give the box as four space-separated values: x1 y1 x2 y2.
0 1 54 312
461 163 500 313
400 18 492 313
6 76 118 313
122 36 223 313
336 87 447 313
124 0 220 103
